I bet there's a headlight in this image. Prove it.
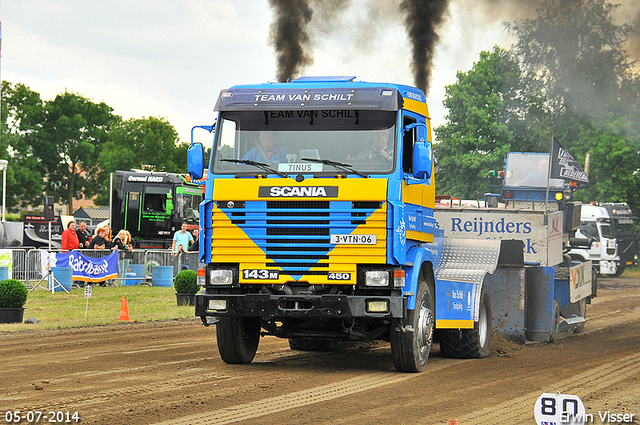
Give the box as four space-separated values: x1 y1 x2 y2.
209 269 233 285
365 270 390 287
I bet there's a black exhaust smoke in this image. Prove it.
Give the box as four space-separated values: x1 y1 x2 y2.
268 0 314 82
400 0 450 95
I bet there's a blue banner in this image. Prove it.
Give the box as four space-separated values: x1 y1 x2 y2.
55 251 119 283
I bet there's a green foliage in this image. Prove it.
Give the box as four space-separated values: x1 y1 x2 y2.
434 47 543 198
94 117 186 205
0 279 28 308
173 270 199 294
508 0 633 122
1 82 46 210
2 81 191 211
35 92 117 212
435 0 640 215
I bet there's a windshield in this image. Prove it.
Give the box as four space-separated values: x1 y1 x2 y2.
613 218 637 235
211 110 397 175
503 153 564 188
176 186 201 221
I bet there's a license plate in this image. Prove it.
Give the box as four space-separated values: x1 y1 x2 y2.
330 234 377 244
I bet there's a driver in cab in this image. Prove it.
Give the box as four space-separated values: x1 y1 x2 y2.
242 131 289 165
347 130 392 161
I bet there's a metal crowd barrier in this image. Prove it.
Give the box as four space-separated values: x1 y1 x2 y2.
1 247 203 287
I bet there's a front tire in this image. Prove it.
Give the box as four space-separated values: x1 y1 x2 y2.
216 316 260 364
440 286 492 358
390 276 435 373
613 265 625 277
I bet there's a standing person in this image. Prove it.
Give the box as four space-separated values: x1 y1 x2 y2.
61 221 80 251
189 228 199 252
113 229 134 285
76 220 91 249
171 222 193 254
88 227 108 250
103 225 115 250
113 230 134 253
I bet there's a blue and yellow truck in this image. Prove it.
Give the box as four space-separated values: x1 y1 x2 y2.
187 76 593 372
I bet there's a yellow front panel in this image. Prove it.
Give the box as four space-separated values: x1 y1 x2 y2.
211 178 389 285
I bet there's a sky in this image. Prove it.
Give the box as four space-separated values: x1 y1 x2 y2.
1 0 636 148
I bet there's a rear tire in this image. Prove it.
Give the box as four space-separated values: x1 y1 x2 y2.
440 286 492 358
390 277 435 373
216 316 260 364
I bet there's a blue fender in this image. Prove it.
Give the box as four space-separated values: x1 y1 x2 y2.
403 246 436 310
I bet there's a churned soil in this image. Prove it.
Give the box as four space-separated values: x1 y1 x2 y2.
1 275 639 425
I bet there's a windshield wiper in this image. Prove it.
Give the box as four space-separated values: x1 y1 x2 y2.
300 157 369 178
220 159 288 178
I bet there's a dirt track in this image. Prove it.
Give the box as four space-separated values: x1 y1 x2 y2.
1 275 639 425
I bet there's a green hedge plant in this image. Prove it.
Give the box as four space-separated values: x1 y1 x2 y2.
173 270 199 294
0 279 28 308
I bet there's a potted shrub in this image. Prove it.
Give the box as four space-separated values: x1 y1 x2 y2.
0 279 28 323
173 270 199 306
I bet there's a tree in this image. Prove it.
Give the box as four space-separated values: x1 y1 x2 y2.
434 47 545 198
0 82 46 210
508 0 640 212
508 0 633 123
27 92 117 213
573 120 640 210
95 116 188 205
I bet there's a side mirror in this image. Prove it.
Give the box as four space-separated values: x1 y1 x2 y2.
412 140 432 179
187 143 205 181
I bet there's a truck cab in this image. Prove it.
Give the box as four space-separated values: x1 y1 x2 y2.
569 203 638 276
111 170 202 249
187 78 591 372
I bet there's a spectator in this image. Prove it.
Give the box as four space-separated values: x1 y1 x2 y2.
189 228 199 252
61 221 80 251
76 220 91 248
103 225 115 250
88 227 108 250
113 229 134 286
171 222 193 253
113 229 134 253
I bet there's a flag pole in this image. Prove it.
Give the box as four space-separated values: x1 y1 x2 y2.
544 136 553 224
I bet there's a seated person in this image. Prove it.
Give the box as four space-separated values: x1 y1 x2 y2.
515 159 549 187
242 131 289 165
347 130 393 161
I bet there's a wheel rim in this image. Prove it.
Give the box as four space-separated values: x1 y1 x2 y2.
478 301 488 347
417 301 434 354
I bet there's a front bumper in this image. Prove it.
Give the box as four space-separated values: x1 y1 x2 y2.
195 293 404 319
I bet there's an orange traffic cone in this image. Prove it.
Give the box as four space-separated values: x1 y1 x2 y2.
119 296 130 322
448 420 458 425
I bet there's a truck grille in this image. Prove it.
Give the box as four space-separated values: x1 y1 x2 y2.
212 200 387 277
